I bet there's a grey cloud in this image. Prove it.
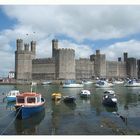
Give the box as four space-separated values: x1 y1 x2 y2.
3 5 140 41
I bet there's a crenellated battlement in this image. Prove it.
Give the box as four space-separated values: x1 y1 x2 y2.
16 39 36 54
57 48 75 54
32 58 55 64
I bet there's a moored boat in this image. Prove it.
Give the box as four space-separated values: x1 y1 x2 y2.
124 79 140 87
113 80 124 84
41 81 52 85
102 90 117 107
15 92 45 119
5 90 20 102
82 80 93 85
80 90 91 98
62 80 84 88
63 83 84 88
51 93 62 101
31 81 37 86
96 80 114 88
104 90 115 94
63 96 76 103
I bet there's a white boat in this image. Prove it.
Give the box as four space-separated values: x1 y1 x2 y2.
80 90 91 97
31 82 37 86
124 79 140 87
41 81 52 85
96 80 114 88
83 81 93 85
6 90 20 102
63 83 84 88
113 80 124 84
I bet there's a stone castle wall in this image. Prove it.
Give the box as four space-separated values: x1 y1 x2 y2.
75 58 94 80
32 58 55 80
15 39 138 81
106 61 126 78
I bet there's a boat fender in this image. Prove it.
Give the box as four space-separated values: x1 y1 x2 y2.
105 95 108 98
111 98 117 102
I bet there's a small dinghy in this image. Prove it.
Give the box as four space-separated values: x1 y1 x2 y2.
102 90 117 107
104 90 115 94
80 90 91 98
51 93 62 101
5 90 20 102
63 96 76 103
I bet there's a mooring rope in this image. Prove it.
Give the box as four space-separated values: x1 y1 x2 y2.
0 106 22 135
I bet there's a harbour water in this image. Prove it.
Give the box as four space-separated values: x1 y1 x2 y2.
0 83 140 135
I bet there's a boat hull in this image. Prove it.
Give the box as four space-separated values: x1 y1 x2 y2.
80 90 91 98
124 84 140 87
63 97 76 103
15 98 45 119
96 84 113 88
102 99 117 107
80 94 90 98
63 84 84 88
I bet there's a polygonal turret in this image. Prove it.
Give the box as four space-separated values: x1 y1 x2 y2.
17 39 23 51
52 39 58 58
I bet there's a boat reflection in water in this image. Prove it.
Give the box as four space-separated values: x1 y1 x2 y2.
6 102 15 111
103 106 118 113
14 108 45 135
51 98 77 134
63 101 76 110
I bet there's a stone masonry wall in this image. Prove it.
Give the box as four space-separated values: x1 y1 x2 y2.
32 58 55 80
55 48 75 80
75 58 94 80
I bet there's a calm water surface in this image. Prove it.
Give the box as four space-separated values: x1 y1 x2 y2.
0 84 140 135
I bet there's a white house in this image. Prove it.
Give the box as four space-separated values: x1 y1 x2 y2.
8 71 15 79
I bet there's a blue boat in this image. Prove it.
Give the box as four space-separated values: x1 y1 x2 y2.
6 90 20 102
15 92 45 119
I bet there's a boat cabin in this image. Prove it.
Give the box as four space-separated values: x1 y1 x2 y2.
6 90 20 96
16 92 42 105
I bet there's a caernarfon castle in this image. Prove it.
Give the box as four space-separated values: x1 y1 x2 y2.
15 39 140 81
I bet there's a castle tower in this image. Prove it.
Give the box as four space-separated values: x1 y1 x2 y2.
52 39 58 58
126 58 137 78
137 59 140 79
94 50 106 78
15 39 36 81
124 52 128 62
16 39 23 51
24 43 29 52
31 41 36 59
55 48 75 80
118 57 121 62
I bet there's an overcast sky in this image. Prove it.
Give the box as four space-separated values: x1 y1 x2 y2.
0 5 140 76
